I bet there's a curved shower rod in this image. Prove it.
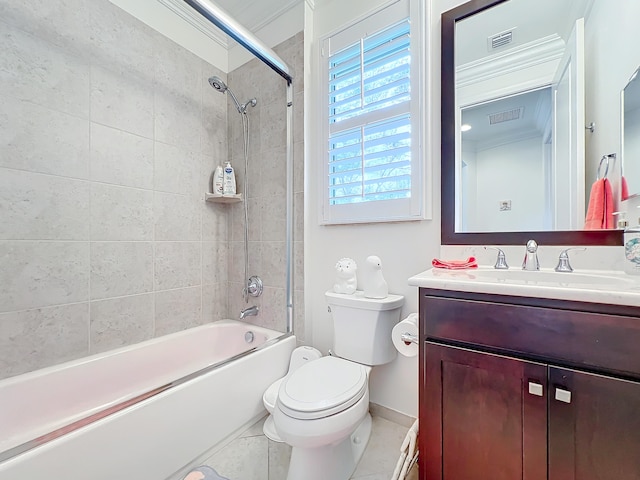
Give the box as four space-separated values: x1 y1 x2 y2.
182 0 293 84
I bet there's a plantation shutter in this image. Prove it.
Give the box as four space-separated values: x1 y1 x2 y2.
328 19 412 207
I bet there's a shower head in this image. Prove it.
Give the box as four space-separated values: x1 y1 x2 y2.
208 75 228 93
208 75 257 114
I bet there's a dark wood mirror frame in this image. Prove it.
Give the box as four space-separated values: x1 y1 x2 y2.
441 0 623 246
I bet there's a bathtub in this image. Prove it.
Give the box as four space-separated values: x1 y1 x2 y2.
0 319 295 480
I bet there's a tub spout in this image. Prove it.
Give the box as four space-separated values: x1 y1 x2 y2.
240 305 259 319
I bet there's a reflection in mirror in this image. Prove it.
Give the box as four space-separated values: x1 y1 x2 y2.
623 67 640 200
460 87 553 232
455 0 588 234
441 0 627 245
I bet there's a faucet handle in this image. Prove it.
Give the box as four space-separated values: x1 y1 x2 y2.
484 247 509 269
555 247 586 273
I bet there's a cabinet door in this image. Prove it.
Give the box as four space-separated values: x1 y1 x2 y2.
423 343 547 480
549 367 640 480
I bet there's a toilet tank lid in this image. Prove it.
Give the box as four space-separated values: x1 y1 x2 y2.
325 290 404 311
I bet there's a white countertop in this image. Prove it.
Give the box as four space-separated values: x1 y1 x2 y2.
408 267 640 308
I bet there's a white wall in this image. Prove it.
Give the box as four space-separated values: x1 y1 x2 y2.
305 0 464 417
469 137 546 232
585 0 640 214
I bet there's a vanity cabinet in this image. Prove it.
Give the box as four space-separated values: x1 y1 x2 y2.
418 289 640 480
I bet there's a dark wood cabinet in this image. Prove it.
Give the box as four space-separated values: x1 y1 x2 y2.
418 289 640 480
424 343 546 480
548 367 640 480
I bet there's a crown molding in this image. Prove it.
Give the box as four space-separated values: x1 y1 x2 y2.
473 128 542 152
157 0 228 48
456 34 565 89
243 0 302 35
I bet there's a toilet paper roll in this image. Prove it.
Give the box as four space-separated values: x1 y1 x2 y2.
392 313 418 357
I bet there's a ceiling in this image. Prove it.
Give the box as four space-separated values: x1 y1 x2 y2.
213 0 302 37
461 88 551 150
455 0 592 66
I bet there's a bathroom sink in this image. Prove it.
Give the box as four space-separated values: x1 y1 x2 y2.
469 268 636 287
408 267 640 307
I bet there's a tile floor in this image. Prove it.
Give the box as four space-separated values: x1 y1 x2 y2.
191 414 419 480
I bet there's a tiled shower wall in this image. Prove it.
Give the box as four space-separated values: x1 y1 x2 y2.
226 33 305 339
0 0 231 379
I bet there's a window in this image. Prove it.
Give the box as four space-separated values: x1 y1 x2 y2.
320 0 424 224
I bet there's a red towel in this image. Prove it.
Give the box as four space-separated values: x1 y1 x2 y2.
584 178 614 230
622 175 629 201
603 178 614 228
432 256 478 269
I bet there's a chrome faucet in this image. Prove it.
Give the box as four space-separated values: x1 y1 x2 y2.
555 247 586 273
522 239 540 271
240 305 259 319
484 246 509 269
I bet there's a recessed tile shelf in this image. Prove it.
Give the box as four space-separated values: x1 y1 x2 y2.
205 193 243 203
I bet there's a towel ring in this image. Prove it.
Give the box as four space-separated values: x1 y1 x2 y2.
597 155 610 180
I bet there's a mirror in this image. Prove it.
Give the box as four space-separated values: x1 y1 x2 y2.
623 66 640 200
441 0 629 245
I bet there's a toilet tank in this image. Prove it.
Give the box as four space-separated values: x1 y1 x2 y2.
325 290 404 366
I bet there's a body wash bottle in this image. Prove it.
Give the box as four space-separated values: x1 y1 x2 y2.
624 208 640 275
223 161 236 195
212 165 224 195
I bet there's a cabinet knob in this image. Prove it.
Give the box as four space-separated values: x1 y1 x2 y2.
528 382 544 397
555 388 572 403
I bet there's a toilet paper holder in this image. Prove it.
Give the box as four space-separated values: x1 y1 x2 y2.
400 332 418 345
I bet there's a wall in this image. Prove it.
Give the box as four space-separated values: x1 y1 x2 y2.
585 0 640 213
0 0 230 379
226 32 306 340
108 0 229 71
467 137 545 232
305 0 463 417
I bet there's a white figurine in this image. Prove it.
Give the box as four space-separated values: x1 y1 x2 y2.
363 255 388 299
333 258 357 294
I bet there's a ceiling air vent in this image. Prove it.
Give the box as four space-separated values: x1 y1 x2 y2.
488 106 524 125
488 28 515 51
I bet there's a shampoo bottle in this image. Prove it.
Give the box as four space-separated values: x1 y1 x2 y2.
223 161 236 195
212 165 224 195
623 207 640 275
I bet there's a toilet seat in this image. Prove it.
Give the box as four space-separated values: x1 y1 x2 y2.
263 377 284 413
277 356 368 420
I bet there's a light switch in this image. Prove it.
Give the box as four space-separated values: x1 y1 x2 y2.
555 388 572 403
528 382 543 396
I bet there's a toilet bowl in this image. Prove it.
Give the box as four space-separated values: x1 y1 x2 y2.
272 356 372 480
264 290 404 480
262 346 322 442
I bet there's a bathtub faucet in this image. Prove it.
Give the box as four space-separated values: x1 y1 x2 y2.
240 305 259 319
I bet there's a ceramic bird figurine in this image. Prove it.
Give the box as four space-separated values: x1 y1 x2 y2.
363 255 388 299
333 258 357 294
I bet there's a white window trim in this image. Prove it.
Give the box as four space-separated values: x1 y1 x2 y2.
317 0 429 225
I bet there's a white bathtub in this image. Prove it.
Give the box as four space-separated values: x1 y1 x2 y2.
0 319 295 480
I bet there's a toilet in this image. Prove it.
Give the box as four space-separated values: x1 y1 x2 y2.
265 290 404 480
262 345 322 441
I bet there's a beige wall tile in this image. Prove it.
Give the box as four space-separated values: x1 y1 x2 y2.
89 293 154 353
90 242 153 299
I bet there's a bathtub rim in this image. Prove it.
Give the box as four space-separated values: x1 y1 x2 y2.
1 321 293 464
